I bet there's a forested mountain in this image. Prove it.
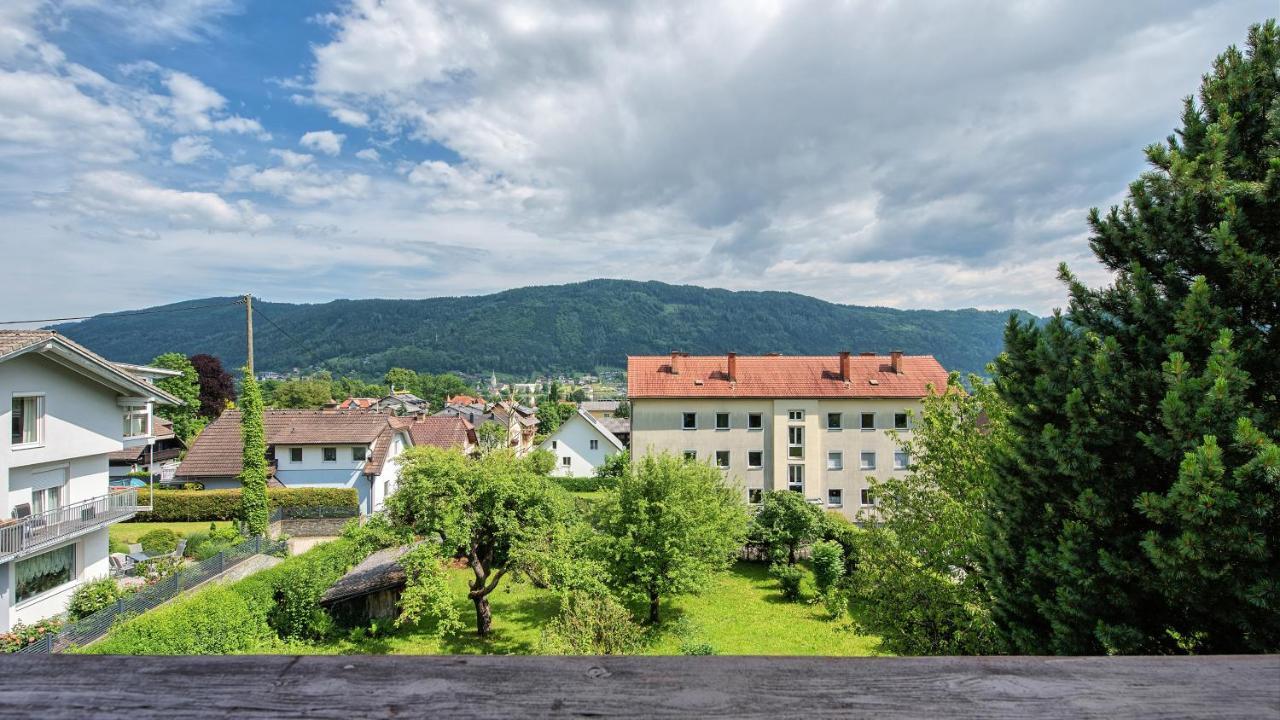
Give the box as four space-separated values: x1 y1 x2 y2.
49 280 1029 378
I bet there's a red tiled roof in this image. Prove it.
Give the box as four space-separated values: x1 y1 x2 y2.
405 416 475 450
627 354 949 399
177 410 394 478
445 394 484 406
336 397 378 410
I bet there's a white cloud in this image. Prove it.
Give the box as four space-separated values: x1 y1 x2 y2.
68 170 272 231
230 158 370 205
170 134 216 164
329 106 370 127
355 147 380 161
60 0 241 43
159 70 268 138
0 68 145 163
270 148 314 167
299 129 345 155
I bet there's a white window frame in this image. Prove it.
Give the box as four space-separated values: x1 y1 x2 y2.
122 403 150 439
14 542 77 606
715 450 730 469
788 426 804 459
860 412 876 430
747 412 763 430
11 393 45 449
715 412 730 430
31 484 63 515
827 451 843 471
748 488 763 504
747 450 763 469
894 412 909 430
860 451 876 470
682 412 698 430
551 440 557 449
788 409 804 422
589 439 599 450
894 451 909 470
827 412 842 430
289 447 303 463
683 449 697 461
352 446 367 462
322 447 338 463
828 488 843 506
861 488 875 506
787 464 804 493
562 456 572 467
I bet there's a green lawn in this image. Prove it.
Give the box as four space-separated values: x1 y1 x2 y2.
310 561 881 656
110 521 235 545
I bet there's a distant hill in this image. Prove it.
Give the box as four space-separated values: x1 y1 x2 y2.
49 279 1029 378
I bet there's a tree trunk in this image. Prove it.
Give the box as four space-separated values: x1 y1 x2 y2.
473 595 493 636
648 590 660 624
788 544 797 565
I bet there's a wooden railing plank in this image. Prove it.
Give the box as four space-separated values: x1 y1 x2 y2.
0 655 1275 719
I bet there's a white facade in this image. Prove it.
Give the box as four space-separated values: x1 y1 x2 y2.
540 409 624 478
1 337 173 631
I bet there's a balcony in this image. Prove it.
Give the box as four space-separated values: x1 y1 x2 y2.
0 489 147 563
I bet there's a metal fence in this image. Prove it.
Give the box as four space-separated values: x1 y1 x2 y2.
13 535 286 654
1 489 143 563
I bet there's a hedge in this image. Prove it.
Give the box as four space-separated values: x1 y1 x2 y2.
553 476 615 493
130 487 359 522
86 539 369 655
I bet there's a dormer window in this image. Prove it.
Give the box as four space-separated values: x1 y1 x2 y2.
122 404 149 438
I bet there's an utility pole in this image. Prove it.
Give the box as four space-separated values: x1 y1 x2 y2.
243 293 254 376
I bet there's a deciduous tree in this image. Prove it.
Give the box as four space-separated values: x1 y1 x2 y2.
749 490 824 565
149 352 205 442
190 354 236 418
238 368 269 536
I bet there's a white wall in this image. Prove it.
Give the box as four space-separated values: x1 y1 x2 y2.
370 431 408 513
541 415 620 477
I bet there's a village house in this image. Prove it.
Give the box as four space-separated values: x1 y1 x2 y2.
434 400 538 455
539 407 626 477
578 400 621 419
106 417 186 485
1 331 179 631
374 392 429 416
628 351 948 519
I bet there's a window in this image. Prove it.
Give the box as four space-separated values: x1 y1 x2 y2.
715 450 730 468
747 450 763 468
562 456 572 467
590 439 599 450
787 464 804 492
860 412 876 430
827 451 843 470
11 395 43 446
16 544 75 603
861 488 875 506
31 485 61 515
894 451 909 470
122 404 149 438
828 488 843 506
827 412 842 430
551 440 557 449
788 426 804 459
352 446 367 461
322 447 337 462
788 409 804 422
682 412 697 430
715 412 729 430
895 412 909 430
747 412 762 430
683 450 697 461
289 447 303 463
860 451 876 470
748 488 763 504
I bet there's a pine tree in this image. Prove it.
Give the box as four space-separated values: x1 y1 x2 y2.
239 368 270 536
987 22 1279 654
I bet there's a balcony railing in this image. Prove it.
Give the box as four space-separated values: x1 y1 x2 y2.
0 489 145 562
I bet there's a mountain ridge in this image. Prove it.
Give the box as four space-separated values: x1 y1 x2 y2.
48 279 1028 378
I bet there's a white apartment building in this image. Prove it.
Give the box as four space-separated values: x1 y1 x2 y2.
1 331 179 631
628 351 948 520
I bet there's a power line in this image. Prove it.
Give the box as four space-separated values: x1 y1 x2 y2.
0 300 244 326
251 304 310 357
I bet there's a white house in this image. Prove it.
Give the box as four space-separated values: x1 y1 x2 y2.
1 331 179 632
539 408 625 477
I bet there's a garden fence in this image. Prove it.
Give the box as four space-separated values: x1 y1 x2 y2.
14 535 286 654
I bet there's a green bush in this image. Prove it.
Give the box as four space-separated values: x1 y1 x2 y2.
811 540 846 595
524 448 556 476
236 539 371 641
130 487 359 522
108 536 129 554
1 618 64 653
538 590 644 655
88 586 271 655
184 523 246 560
68 578 125 620
678 639 716 656
138 529 179 555
820 511 864 575
770 562 804 601
553 476 612 492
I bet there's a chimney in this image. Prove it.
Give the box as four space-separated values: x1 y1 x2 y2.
670 351 681 375
890 350 903 374
727 352 738 381
838 351 851 381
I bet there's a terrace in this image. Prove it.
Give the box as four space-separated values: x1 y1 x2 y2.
0 488 147 563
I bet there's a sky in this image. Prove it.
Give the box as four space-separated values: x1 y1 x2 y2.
0 0 1272 321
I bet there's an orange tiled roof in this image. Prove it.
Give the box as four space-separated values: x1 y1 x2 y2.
406 415 475 450
627 353 948 399
177 410 396 478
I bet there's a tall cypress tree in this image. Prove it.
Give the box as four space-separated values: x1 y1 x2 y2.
239 368 270 536
987 21 1279 654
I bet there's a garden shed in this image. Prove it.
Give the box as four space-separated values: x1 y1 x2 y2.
318 544 414 626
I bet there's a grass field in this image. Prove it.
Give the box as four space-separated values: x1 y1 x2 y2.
312 561 881 656
109 521 235 545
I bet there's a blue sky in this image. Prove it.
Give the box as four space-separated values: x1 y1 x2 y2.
0 1 1272 322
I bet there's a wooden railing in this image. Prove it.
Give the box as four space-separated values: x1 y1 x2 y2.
0 655 1274 718
0 489 143 562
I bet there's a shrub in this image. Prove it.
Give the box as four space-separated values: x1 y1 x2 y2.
341 514 412 557
594 450 629 484
138 529 179 555
553 476 612 492
811 540 846 595
184 523 246 560
68 578 125 620
669 617 715 656
679 639 716 656
539 590 644 655
131 487 359 522
770 562 804 601
236 538 371 641
524 448 556 476
88 586 271 655
0 618 64 653
108 536 129 554
820 511 864 575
